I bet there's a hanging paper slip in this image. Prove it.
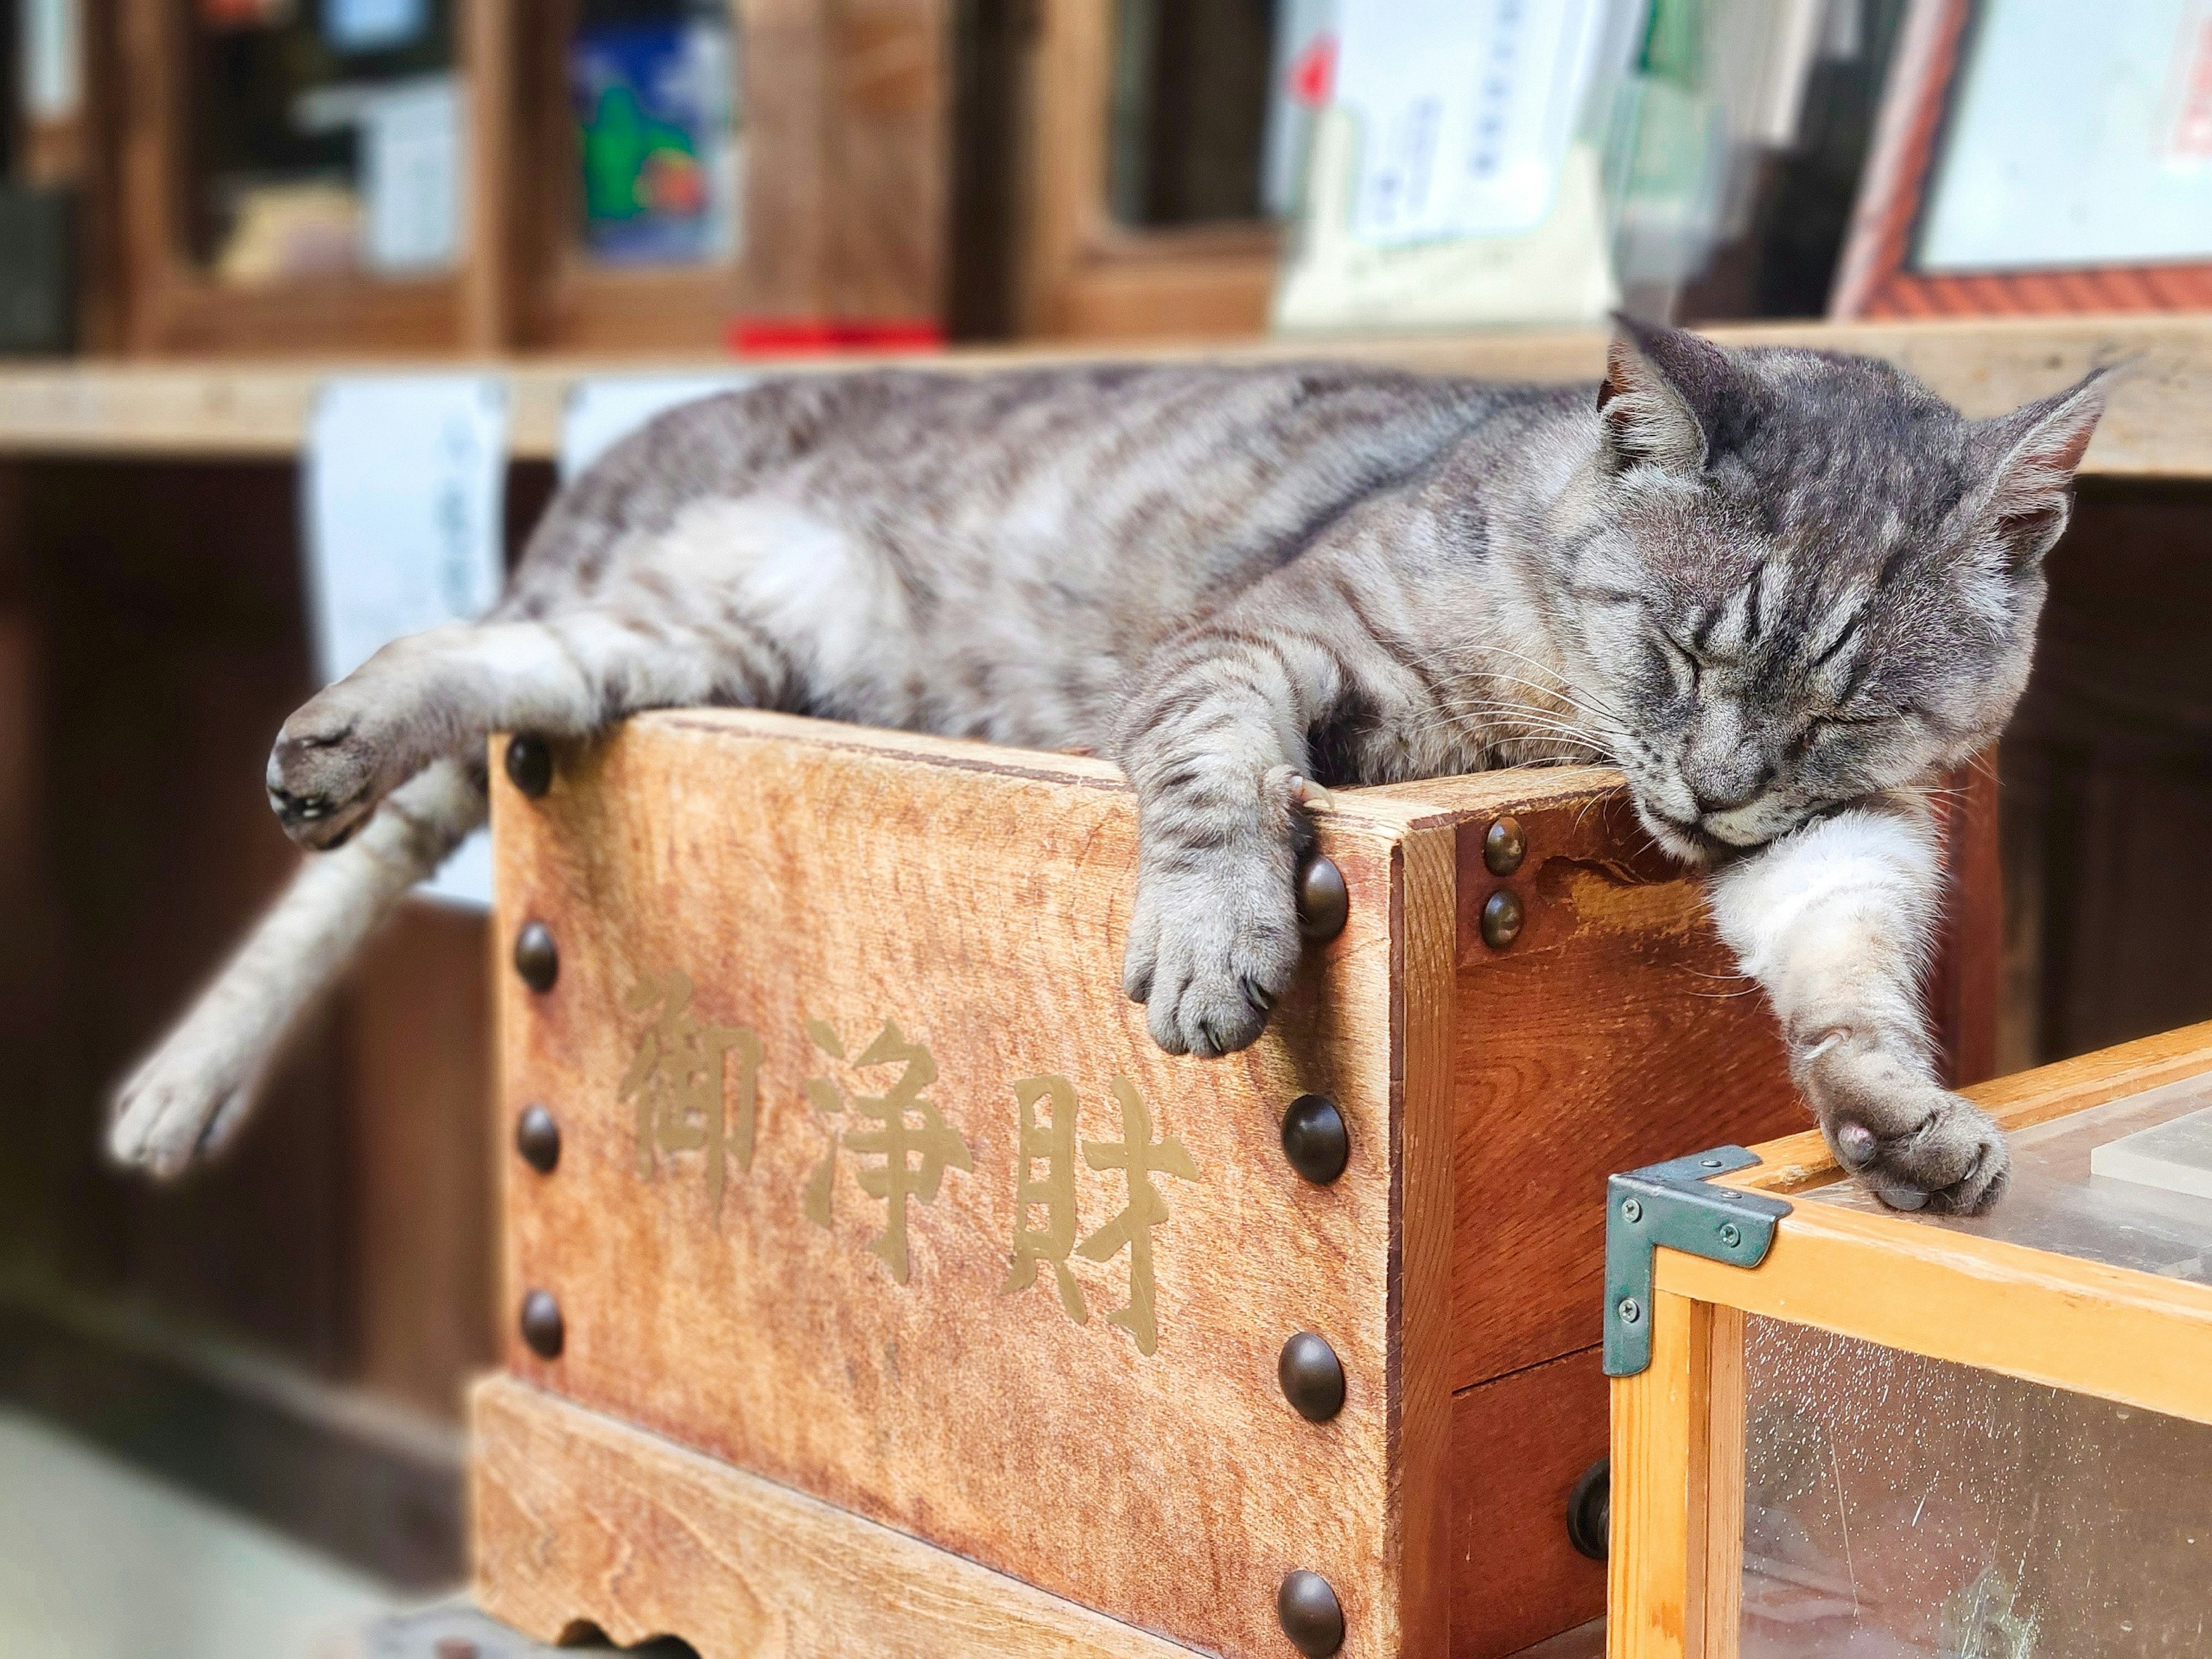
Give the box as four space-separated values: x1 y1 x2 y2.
303 377 510 907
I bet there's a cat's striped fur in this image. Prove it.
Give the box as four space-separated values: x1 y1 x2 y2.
111 322 2106 1213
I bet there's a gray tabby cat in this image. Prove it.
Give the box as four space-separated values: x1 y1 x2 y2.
109 321 2106 1214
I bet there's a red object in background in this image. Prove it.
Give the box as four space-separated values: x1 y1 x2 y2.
726 318 946 357
1288 33 1337 107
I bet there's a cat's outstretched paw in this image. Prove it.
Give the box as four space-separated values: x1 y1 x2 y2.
107 1013 265 1180
266 694 391 850
1122 859 1301 1058
1809 1048 2009 1214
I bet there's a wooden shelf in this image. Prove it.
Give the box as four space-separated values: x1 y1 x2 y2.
0 313 2204 474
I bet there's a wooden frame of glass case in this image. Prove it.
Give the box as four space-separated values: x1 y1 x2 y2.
1607 1020 2212 1659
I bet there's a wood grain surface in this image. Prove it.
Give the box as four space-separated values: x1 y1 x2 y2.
493 709 1448 1659
1446 790 1801 1391
473 1375 1200 1659
1447 1347 1609 1659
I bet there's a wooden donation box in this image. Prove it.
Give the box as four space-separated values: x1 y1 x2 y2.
470 709 1835 1659
1606 1024 2212 1659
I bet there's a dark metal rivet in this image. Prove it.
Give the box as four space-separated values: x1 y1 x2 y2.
1277 1570 1344 1658
516 1104 561 1174
1280 1094 1350 1185
520 1289 565 1359
513 921 558 992
504 733 552 798
1483 814 1527 876
1566 1456 1611 1561
1296 854 1348 942
1480 888 1524 950
1279 1332 1347 1423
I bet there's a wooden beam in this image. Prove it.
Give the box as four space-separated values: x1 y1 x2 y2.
0 315 2203 468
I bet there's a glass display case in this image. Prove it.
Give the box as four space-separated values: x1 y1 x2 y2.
1606 1024 2212 1659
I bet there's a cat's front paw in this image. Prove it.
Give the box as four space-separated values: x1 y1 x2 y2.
266 692 389 849
108 1008 266 1180
1122 857 1301 1058
1806 1046 2009 1214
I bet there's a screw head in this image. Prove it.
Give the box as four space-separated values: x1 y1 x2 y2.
1278 1332 1347 1423
1566 1457 1611 1561
520 1289 565 1359
1618 1297 1642 1325
1277 1570 1344 1657
1620 1196 1643 1224
515 1104 561 1174
1280 1094 1350 1185
1296 854 1349 942
1700 1156 1724 1169
513 921 558 992
1480 887 1524 950
504 733 553 798
1483 815 1527 876
1719 1221 1742 1248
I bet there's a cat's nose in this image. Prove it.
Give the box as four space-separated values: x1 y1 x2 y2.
1691 768 1777 817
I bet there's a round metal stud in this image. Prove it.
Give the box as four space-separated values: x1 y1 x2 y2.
1278 1332 1347 1423
1280 1094 1350 1186
520 1289 565 1359
1296 855 1349 942
1483 815 1527 876
516 1104 561 1174
513 921 559 993
1276 1571 1344 1658
1566 1457 1611 1561
1479 888 1525 950
504 733 553 799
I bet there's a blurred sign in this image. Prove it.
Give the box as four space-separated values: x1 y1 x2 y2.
303 378 510 906
1334 0 1610 244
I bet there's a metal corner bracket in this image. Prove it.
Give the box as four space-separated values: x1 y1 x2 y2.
1603 1145 1792 1377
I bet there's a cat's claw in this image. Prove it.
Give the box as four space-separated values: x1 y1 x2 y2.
1123 865 1301 1058
108 1008 267 1179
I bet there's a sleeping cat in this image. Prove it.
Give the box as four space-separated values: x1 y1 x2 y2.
108 320 2106 1213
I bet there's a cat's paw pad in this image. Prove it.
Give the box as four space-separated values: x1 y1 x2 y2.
1830 1088 2009 1215
1123 868 1301 1058
108 1023 263 1180
266 699 383 849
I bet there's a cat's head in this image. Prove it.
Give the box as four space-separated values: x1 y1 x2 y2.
1556 318 2108 863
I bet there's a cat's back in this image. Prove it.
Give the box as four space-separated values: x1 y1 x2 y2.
516 361 1524 599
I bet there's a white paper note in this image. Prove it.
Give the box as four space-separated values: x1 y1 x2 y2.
559 374 754 482
303 377 510 907
1334 0 1609 245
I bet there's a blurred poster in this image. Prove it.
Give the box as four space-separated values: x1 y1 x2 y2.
571 7 741 266
303 378 510 907
1918 0 2212 271
560 374 753 482
359 75 462 273
325 0 428 52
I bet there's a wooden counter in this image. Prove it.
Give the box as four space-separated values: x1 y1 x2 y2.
0 313 2203 473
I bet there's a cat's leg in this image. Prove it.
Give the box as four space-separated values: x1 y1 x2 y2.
109 757 486 1177
264 612 758 850
1706 793 2008 1213
1114 624 1351 1058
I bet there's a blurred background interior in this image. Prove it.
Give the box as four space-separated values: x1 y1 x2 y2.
1 0 2210 1653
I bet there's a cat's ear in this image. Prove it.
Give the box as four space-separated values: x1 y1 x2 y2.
1596 316 1740 478
1968 367 2113 575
